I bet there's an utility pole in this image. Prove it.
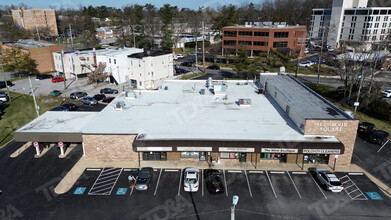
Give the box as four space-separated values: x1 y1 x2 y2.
69 23 74 49
195 32 198 71
28 76 39 117
0 64 11 102
202 22 206 73
317 26 325 84
61 49 67 90
33 13 40 41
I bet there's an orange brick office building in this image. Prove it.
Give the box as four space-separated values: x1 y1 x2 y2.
222 22 307 57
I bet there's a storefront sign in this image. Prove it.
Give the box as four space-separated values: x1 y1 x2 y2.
177 147 212 152
137 147 172 152
313 121 348 132
219 147 254 152
303 149 341 154
261 148 298 153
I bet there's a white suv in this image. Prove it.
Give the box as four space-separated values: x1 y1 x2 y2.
382 90 391 98
0 92 9 102
184 168 199 192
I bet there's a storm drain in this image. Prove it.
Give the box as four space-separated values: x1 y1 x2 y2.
88 168 123 195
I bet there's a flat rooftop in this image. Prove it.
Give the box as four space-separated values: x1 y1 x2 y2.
5 39 54 50
83 80 339 143
260 74 349 120
58 47 144 57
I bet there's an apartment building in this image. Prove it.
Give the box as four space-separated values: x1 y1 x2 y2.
1 39 63 73
12 8 58 36
310 0 391 49
222 22 307 57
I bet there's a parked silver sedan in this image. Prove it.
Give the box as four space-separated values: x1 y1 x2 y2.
81 97 98 105
183 168 199 192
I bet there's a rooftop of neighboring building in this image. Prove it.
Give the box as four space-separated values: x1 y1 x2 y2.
57 47 144 57
224 22 306 29
128 50 173 59
4 39 54 50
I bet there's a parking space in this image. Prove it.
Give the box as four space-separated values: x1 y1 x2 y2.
224 170 252 198
88 167 123 195
71 168 101 195
153 169 182 197
289 171 327 200
268 171 301 199
247 170 276 199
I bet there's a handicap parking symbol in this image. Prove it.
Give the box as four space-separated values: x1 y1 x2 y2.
73 187 86 195
366 192 383 200
116 188 128 195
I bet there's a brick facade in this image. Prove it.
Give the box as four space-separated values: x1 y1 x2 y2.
12 8 58 36
304 119 359 168
83 135 138 161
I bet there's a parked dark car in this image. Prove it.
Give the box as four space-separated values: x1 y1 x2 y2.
207 64 220 70
93 94 106 101
36 74 53 80
61 103 78 111
180 61 193 67
50 106 69 112
175 68 187 74
135 167 154 191
367 130 389 145
310 168 344 192
357 122 375 139
204 169 225 194
70 92 87 99
102 97 115 103
0 81 13 88
50 90 61 97
100 88 118 94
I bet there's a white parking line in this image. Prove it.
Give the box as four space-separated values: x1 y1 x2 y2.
348 172 363 175
308 173 327 200
223 169 228 197
154 169 162 196
165 169 179 172
292 172 307 175
86 168 101 171
244 170 253 197
287 172 302 199
270 171 285 174
177 169 183 196
201 169 204 197
123 168 132 172
228 170 242 173
265 171 277 198
248 171 263 173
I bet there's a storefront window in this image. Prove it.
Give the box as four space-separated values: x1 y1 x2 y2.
304 154 329 164
180 152 200 158
261 153 281 160
142 152 167 161
220 152 240 159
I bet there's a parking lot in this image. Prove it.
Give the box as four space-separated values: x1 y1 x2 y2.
71 168 388 200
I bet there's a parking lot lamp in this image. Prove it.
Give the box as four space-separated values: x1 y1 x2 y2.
231 195 239 220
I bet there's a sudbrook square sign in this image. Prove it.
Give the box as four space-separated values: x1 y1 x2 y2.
314 121 348 132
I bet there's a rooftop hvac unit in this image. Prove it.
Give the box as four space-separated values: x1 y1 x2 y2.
200 89 205 95
279 66 286 75
164 86 168 90
125 90 137 99
239 99 251 106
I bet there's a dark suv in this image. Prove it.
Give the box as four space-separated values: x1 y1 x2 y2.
368 130 389 145
357 122 375 139
70 92 87 99
0 81 13 89
100 88 118 94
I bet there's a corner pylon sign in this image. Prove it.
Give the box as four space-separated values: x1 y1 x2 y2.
33 142 39 147
58 142 64 148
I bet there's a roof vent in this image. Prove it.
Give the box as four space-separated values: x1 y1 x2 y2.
164 86 168 90
114 101 125 111
125 90 137 99
279 66 286 75
200 89 205 95
238 99 251 106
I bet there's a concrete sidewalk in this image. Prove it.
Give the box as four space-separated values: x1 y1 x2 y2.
54 157 391 198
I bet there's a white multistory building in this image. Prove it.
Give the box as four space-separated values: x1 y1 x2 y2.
310 0 391 49
53 47 174 89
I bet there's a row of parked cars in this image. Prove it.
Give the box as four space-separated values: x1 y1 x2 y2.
358 122 389 145
69 88 118 105
130 167 343 193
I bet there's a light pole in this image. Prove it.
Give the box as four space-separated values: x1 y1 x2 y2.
317 26 326 84
231 195 239 220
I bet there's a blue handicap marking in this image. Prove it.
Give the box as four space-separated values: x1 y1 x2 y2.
366 192 383 200
116 188 128 195
73 187 86 195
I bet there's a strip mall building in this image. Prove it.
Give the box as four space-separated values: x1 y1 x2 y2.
14 73 358 169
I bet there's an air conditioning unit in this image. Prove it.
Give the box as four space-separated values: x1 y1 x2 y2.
239 99 251 106
200 89 205 95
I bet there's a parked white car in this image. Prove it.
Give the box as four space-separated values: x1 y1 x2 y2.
299 61 315 67
382 90 391 98
304 48 309 54
183 168 199 192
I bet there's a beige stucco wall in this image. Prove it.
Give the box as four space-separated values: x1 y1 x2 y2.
83 134 138 161
305 119 359 168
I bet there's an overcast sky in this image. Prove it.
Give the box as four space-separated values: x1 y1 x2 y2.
5 0 263 10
